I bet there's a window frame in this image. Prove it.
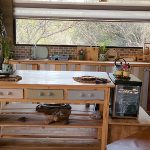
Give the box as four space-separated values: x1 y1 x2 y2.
14 18 147 48
13 1 150 48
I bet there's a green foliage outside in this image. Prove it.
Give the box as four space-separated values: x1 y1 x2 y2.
16 19 150 47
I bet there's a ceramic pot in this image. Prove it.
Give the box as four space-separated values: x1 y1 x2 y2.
99 54 107 61
2 64 13 73
79 54 84 60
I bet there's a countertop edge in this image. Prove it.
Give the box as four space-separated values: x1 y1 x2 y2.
9 59 150 67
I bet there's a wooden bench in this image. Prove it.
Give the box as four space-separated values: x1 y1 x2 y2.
107 128 150 150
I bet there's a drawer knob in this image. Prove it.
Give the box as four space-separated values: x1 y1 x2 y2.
80 93 86 97
88 93 94 98
7 92 12 95
39 92 44 96
0 92 3 95
48 92 54 96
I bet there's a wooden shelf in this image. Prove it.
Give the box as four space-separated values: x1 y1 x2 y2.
0 138 101 150
0 99 105 105
0 103 102 128
1 127 97 139
0 103 101 149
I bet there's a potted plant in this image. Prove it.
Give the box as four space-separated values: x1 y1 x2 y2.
0 11 4 69
2 37 11 63
0 10 13 72
78 49 86 60
98 41 108 61
1 37 13 73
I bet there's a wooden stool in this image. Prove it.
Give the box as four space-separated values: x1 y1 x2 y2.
107 128 150 150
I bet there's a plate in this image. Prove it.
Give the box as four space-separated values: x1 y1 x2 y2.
106 49 118 61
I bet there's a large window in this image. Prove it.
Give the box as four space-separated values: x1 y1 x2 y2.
14 0 150 47
15 19 150 47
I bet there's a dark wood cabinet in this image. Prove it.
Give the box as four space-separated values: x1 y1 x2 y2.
147 74 150 111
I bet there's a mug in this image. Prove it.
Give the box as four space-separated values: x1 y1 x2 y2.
2 64 13 73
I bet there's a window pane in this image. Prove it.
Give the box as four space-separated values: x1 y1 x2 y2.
16 19 150 47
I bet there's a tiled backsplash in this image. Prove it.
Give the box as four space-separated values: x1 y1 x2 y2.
12 45 143 61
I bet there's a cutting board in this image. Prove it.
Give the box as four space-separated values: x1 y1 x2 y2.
85 47 99 61
77 47 98 61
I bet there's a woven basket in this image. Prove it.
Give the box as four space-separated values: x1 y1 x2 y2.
36 104 71 124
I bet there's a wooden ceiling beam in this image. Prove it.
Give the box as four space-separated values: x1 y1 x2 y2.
13 2 150 11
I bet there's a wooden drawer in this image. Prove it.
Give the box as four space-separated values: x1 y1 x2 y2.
67 90 104 100
26 89 64 100
0 89 23 99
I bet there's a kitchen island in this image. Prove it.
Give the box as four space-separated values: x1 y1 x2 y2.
0 70 114 150
9 59 150 111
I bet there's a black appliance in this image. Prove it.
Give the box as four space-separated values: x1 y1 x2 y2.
109 73 142 118
0 56 4 70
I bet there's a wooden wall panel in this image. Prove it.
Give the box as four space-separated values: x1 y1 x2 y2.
108 125 149 143
147 73 150 111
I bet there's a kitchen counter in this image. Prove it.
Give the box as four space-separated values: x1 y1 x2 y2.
9 59 150 67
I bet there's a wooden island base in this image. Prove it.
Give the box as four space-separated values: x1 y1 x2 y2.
0 138 100 150
1 70 150 150
0 103 101 150
0 104 150 150
0 70 114 150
